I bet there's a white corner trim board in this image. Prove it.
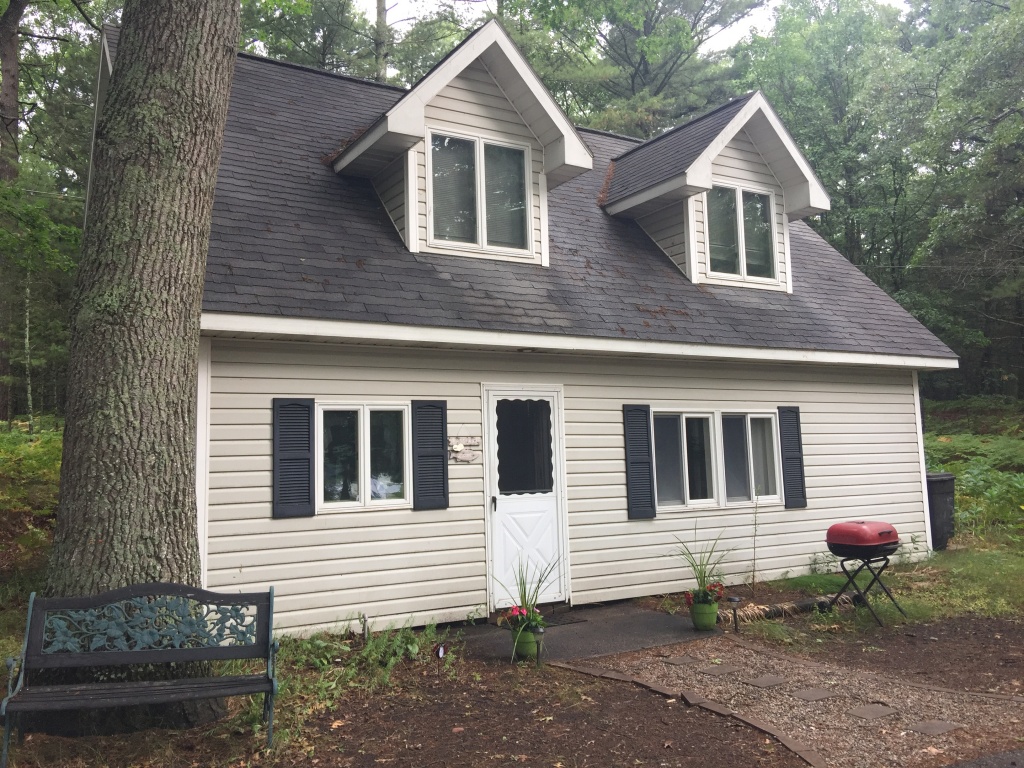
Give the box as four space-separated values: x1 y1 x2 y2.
200 313 960 371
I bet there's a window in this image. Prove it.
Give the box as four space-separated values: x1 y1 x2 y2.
430 132 529 252
653 415 714 506
651 411 780 509
706 185 776 280
319 404 410 508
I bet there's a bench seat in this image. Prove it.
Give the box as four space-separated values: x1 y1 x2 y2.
4 674 274 712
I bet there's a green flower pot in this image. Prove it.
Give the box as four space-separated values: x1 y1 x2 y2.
513 629 538 660
689 602 719 631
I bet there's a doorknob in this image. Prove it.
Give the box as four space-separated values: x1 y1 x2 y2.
491 495 497 511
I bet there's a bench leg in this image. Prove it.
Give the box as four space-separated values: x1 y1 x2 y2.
2 713 12 768
264 691 275 748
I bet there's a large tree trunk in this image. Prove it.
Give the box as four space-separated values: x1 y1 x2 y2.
47 0 240 597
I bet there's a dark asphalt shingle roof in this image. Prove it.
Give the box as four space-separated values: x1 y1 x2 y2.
103 28 955 361
603 94 755 206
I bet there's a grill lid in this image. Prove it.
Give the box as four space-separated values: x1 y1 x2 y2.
826 520 900 546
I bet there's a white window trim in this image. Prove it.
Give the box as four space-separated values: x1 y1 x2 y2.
651 408 784 512
705 183 783 287
717 411 784 507
316 402 413 512
425 127 535 260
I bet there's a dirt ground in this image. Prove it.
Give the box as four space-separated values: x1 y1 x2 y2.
5 614 1022 767
796 615 1024 698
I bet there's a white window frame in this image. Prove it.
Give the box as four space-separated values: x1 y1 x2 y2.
650 408 783 511
651 410 719 513
425 127 534 259
705 183 781 286
316 402 412 512
717 411 783 507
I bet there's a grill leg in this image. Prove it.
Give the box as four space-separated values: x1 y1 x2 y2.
828 558 868 612
833 558 885 626
861 558 908 618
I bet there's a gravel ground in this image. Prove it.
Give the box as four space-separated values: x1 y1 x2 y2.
596 636 1024 768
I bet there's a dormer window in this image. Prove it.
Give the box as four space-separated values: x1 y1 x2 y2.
707 185 776 280
430 132 529 253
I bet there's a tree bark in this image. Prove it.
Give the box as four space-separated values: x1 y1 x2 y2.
47 0 240 597
374 0 388 82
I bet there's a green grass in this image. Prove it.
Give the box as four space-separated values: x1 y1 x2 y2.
0 425 62 518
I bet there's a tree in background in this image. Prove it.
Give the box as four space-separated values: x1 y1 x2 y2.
47 0 239 595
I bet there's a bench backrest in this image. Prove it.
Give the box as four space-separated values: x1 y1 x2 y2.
24 582 273 670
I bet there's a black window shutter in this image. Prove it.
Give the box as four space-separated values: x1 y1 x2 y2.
778 406 807 509
273 398 316 519
412 400 449 510
623 404 656 519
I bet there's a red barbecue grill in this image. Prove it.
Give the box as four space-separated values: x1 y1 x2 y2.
825 520 907 626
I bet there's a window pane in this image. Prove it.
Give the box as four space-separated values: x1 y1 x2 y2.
707 186 739 274
654 416 684 505
685 417 714 501
750 417 777 497
722 415 751 502
432 135 477 243
743 191 774 278
484 144 528 250
324 410 359 502
495 399 553 494
370 411 405 500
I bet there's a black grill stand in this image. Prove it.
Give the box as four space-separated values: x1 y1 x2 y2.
827 555 907 627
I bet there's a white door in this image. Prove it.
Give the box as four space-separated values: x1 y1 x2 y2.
486 389 567 609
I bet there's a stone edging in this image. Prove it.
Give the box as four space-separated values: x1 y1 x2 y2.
548 660 828 768
726 635 1024 705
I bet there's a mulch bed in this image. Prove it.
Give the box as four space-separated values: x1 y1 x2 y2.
301 660 803 768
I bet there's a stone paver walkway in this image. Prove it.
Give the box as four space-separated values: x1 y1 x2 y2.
556 634 1024 768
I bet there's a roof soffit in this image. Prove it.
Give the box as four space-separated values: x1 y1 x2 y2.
607 92 831 219
332 20 592 186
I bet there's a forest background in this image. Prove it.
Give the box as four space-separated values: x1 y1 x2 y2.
0 0 1021 428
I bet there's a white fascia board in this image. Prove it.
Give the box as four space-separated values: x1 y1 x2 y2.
700 93 830 216
332 119 393 173
604 173 702 216
200 312 961 371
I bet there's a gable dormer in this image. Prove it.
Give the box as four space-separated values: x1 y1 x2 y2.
603 92 829 293
333 21 592 265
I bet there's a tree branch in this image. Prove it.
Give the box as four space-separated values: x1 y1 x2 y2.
68 0 101 33
18 29 72 42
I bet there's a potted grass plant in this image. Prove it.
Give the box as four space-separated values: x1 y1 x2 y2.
673 530 730 631
497 558 558 661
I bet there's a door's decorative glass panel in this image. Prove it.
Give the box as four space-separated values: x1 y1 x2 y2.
496 399 553 494
653 415 684 505
432 135 477 244
685 416 714 501
484 143 528 250
323 410 359 502
750 417 777 496
743 190 775 278
370 410 404 500
708 186 740 274
722 415 751 501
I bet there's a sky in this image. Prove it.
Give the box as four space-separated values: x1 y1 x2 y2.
350 0 782 52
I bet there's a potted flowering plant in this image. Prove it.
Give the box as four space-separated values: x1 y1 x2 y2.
497 558 557 661
673 530 730 631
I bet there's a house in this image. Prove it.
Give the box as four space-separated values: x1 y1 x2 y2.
96 23 957 634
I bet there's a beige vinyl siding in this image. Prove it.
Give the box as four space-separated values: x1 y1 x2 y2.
637 202 688 276
371 155 406 244
418 59 544 262
205 338 927 632
695 128 788 290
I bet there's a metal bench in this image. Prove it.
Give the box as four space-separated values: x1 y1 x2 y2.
2 582 278 767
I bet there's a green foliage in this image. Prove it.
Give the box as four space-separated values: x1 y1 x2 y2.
0 426 62 517
923 397 1024 538
672 529 730 600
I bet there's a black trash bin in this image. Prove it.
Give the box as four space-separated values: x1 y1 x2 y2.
926 472 956 550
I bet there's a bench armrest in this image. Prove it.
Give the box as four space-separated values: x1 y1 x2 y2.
4 657 24 708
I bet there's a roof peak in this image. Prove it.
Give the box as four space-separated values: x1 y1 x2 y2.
612 92 758 162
